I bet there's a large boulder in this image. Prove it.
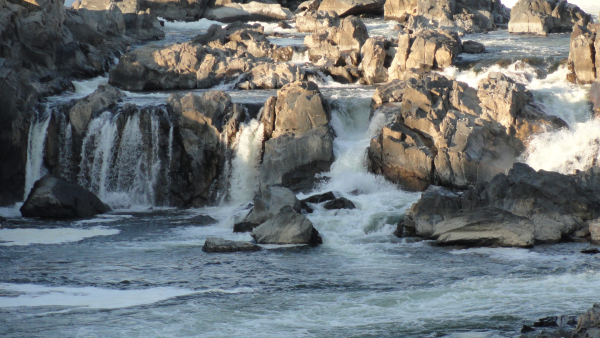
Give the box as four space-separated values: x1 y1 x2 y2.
204 2 294 22
304 16 369 65
109 23 300 91
384 0 417 21
508 0 591 36
234 186 303 232
20 175 111 218
367 73 566 191
259 81 334 192
402 163 600 246
202 237 262 252
318 0 385 17
388 29 462 81
295 9 340 32
568 24 600 85
359 37 391 84
168 91 246 207
141 0 208 22
251 206 322 245
573 304 600 338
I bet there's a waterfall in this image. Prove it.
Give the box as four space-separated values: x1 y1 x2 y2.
23 109 52 200
59 119 74 181
229 120 265 205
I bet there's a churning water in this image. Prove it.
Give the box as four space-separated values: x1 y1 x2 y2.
3 9 600 337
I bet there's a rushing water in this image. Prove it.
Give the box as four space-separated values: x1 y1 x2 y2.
4 3 600 336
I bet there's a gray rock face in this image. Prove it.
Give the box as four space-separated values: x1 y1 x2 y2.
568 24 600 85
109 23 300 91
259 81 334 191
204 2 294 22
591 81 600 115
20 175 111 218
403 163 600 247
168 91 246 207
251 206 322 244
295 9 340 32
202 237 262 252
509 0 591 36
304 16 369 65
462 40 485 53
433 207 535 247
318 0 385 17
573 303 600 338
367 73 566 192
388 29 462 81
236 186 303 228
141 0 208 22
323 197 356 210
359 37 390 84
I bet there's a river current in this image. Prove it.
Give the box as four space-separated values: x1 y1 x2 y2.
2 2 600 337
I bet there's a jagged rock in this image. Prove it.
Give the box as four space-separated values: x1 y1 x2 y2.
508 0 591 36
433 207 535 247
403 163 600 246
302 191 336 204
371 79 407 112
258 81 334 192
318 0 385 17
384 0 417 21
235 186 303 230
167 91 245 207
295 9 340 32
187 214 218 225
462 40 485 53
359 37 390 84
204 2 294 22
388 29 462 80
590 219 600 241
109 23 298 91
573 304 600 338
591 81 600 116
304 16 369 64
202 237 262 252
20 175 111 218
323 197 356 209
297 0 321 12
568 24 600 85
141 0 208 22
251 206 323 245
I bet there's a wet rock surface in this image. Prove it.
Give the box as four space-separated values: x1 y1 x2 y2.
202 237 262 253
251 205 323 245
20 175 111 218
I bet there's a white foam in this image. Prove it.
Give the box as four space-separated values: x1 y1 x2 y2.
160 18 224 31
0 283 253 309
72 76 108 97
0 226 120 246
0 204 22 218
450 247 570 261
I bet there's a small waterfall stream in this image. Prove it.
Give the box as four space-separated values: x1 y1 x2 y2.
23 109 52 200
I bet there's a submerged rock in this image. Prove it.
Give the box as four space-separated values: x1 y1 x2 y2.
509 0 591 36
21 175 111 218
202 237 262 253
251 206 323 245
301 191 336 204
323 197 356 210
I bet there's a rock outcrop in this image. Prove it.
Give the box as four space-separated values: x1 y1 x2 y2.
509 0 591 36
204 2 294 22
387 0 510 35
202 237 262 252
323 197 356 210
141 0 207 22
567 23 600 85
20 175 111 218
0 0 161 206
573 303 600 338
388 29 462 80
251 205 323 244
367 72 566 191
234 186 303 232
318 0 385 17
359 37 392 84
109 23 302 91
168 91 246 207
304 16 369 65
295 9 340 32
259 81 335 192
401 163 600 247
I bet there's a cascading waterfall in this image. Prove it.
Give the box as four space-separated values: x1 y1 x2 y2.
59 119 74 181
23 109 52 200
229 119 265 204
